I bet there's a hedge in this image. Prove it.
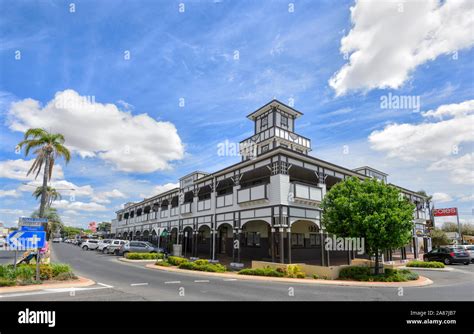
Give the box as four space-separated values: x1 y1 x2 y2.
406 260 445 268
178 261 226 273
125 252 164 260
338 266 419 282
238 266 285 277
0 263 75 287
167 256 188 266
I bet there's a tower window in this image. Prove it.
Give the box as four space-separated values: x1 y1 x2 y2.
261 116 268 129
281 115 288 128
261 144 269 153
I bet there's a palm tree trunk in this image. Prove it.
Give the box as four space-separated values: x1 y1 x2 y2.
39 155 50 218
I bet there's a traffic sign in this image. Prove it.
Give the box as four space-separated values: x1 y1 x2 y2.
20 225 45 232
7 230 46 250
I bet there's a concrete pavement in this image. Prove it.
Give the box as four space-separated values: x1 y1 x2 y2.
1 242 473 301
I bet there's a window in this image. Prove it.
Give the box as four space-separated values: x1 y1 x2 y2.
309 233 320 246
281 115 288 128
261 144 269 153
261 116 268 129
291 233 304 247
246 232 260 247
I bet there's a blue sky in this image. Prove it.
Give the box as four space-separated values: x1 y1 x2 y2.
0 0 473 228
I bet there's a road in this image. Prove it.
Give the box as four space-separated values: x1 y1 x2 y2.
1 242 473 301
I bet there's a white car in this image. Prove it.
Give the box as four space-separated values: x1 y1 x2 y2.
97 239 112 252
52 237 62 243
456 245 474 263
81 239 99 250
104 239 127 254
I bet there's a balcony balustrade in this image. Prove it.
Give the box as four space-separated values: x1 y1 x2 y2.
292 182 322 202
216 194 233 208
198 198 211 211
237 184 268 203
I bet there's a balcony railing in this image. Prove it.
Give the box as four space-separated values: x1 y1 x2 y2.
170 207 179 216
292 182 322 201
198 199 211 211
237 184 268 203
216 194 233 208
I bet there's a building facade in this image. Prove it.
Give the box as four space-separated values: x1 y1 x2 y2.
114 100 431 265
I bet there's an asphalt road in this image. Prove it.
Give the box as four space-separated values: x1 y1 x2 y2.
1 243 473 301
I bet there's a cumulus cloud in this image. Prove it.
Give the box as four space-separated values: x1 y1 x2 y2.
0 189 20 198
329 0 474 95
92 189 126 204
7 90 185 173
139 182 178 199
0 159 64 181
431 192 453 203
52 200 107 212
369 100 473 184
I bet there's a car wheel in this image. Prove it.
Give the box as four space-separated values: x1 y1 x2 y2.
443 258 451 265
114 250 119 255
103 248 108 254
464 262 469 265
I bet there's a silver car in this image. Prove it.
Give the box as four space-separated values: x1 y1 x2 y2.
105 239 127 255
456 245 474 263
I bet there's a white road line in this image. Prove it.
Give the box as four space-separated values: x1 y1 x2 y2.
164 281 181 284
130 283 149 286
223 278 237 281
0 285 113 299
97 282 114 288
194 280 210 283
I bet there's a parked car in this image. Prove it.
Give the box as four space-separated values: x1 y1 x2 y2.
117 241 161 256
456 245 474 263
423 246 470 265
52 237 62 243
81 239 100 250
97 239 112 252
0 237 5 248
105 239 127 255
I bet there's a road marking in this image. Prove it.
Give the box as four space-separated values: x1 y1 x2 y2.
194 280 210 283
130 283 149 286
164 281 181 284
0 285 113 299
97 282 114 288
223 278 237 281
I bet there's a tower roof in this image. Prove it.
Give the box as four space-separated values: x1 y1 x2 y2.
246 99 303 120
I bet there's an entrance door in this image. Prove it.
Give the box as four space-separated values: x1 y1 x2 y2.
219 227 227 254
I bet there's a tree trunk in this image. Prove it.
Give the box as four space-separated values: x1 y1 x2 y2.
374 249 379 275
39 155 50 217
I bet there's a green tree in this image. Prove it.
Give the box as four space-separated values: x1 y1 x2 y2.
430 228 449 247
17 128 71 218
321 177 415 275
97 222 111 232
61 226 83 238
31 207 64 240
33 186 61 208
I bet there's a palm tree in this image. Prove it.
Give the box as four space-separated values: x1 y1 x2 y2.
17 128 71 218
33 186 62 208
31 207 64 240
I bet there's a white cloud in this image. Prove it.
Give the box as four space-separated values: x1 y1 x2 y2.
18 179 94 198
431 192 453 203
0 189 20 198
0 159 64 181
52 200 107 212
329 0 474 95
458 194 474 203
427 153 474 185
139 182 178 199
7 90 185 173
92 189 126 204
369 100 474 162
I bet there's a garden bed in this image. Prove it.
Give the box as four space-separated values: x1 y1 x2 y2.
406 260 445 268
124 252 164 260
0 263 77 287
155 257 226 272
338 266 419 282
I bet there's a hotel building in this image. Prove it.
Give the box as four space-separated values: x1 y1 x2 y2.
114 100 431 266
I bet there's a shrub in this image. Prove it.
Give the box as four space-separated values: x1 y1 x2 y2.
125 253 164 260
167 256 188 266
51 263 72 277
54 272 77 281
0 265 17 280
193 259 209 266
15 265 35 281
286 264 306 278
155 261 171 267
406 260 444 268
0 278 16 287
339 266 418 282
178 261 226 272
27 264 53 280
238 266 284 277
312 274 319 279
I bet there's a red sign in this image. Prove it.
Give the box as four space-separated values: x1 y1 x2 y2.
433 208 457 217
88 222 97 232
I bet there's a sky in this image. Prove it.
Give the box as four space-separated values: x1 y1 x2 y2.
0 0 473 229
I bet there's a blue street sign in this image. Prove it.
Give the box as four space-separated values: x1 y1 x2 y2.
19 217 48 224
20 225 45 232
7 230 46 249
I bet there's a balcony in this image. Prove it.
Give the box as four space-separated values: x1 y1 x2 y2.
160 209 168 219
216 194 233 208
170 207 179 216
292 182 322 202
237 184 268 204
180 202 192 214
239 127 311 153
198 199 211 211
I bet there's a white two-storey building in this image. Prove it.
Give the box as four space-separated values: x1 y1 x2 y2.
114 100 431 265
